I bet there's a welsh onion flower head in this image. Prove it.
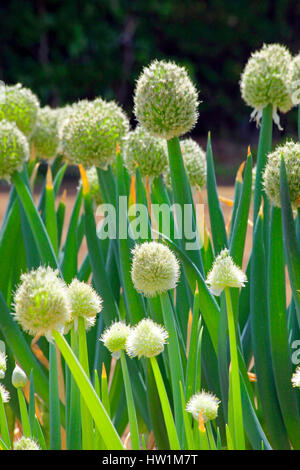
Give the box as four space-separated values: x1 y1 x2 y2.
12 364 28 389
14 437 40 450
131 241 180 298
240 44 293 129
126 318 168 359
287 53 300 105
100 322 132 359
134 60 199 140
206 248 247 296
263 140 300 209
13 266 71 341
165 138 206 191
123 126 168 180
0 83 39 137
0 351 6 379
31 106 60 159
0 120 30 181
0 383 10 404
186 390 220 423
61 97 130 169
65 279 102 332
292 366 300 388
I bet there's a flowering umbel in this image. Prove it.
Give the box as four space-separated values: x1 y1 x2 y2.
134 60 199 140
13 266 71 340
0 384 10 404
0 83 39 137
206 248 247 296
14 437 40 450
31 106 61 159
0 120 30 181
240 44 293 129
263 140 300 209
186 391 220 423
131 241 180 297
123 126 168 179
100 322 132 359
292 366 300 388
287 53 300 105
0 351 6 379
65 279 102 331
126 318 168 359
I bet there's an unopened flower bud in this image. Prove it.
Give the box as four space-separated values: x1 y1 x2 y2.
12 364 28 389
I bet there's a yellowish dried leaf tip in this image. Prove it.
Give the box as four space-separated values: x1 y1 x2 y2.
78 164 90 195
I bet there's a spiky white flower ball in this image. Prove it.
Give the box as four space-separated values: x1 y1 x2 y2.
123 126 168 179
165 138 206 190
65 279 102 331
100 322 132 359
0 83 39 137
186 390 220 423
0 384 10 404
131 241 180 297
31 106 60 159
134 60 199 140
263 140 300 209
126 318 168 359
61 98 129 169
206 248 247 296
287 54 300 105
0 351 6 379
12 364 28 389
0 120 30 181
13 266 71 340
240 44 293 128
292 366 300 388
14 436 40 450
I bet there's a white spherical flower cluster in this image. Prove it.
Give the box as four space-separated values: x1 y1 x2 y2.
13 266 71 340
100 322 132 359
123 126 168 179
263 140 300 209
14 436 40 450
31 106 61 159
206 248 247 296
134 60 199 140
240 44 293 128
126 318 168 359
65 279 102 332
0 83 39 137
186 390 220 423
0 383 10 404
292 366 300 388
0 351 6 379
0 120 30 181
61 98 129 169
131 241 180 297
287 54 300 105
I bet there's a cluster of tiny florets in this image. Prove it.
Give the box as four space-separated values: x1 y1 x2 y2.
186 390 220 423
165 138 206 190
287 54 300 105
292 366 300 388
126 318 168 359
0 383 10 404
263 140 300 209
100 322 132 358
65 279 102 331
131 241 180 297
123 126 168 179
0 120 30 181
0 351 6 379
206 248 247 296
134 60 199 140
31 106 61 159
13 266 71 340
13 436 40 450
240 44 293 127
61 98 129 169
0 83 39 137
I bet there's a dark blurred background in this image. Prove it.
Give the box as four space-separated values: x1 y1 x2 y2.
0 0 299 182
